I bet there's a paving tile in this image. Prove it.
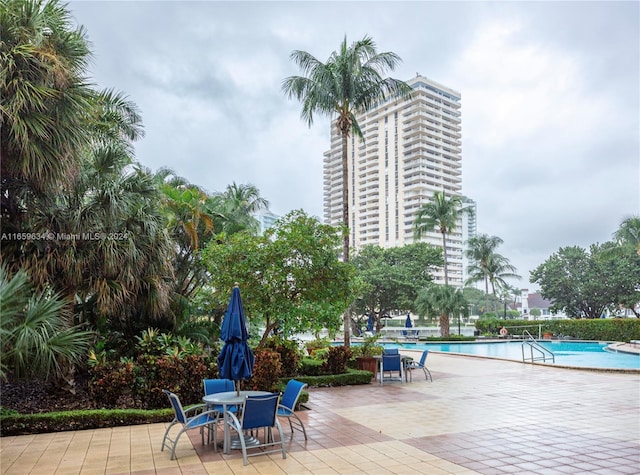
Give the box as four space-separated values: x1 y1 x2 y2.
2 353 638 474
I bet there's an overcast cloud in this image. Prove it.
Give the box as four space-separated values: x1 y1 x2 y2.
69 1 639 290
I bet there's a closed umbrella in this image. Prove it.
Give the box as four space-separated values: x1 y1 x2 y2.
367 314 374 332
404 314 413 337
217 285 254 395
405 314 413 328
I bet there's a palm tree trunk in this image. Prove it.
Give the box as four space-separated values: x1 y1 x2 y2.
440 313 450 337
441 231 449 285
484 276 490 313
341 132 351 347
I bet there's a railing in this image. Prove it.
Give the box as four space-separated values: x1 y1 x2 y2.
521 330 555 364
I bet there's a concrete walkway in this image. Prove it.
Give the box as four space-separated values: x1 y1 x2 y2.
1 352 639 474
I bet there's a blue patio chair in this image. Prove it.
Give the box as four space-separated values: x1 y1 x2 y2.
203 378 238 448
277 379 308 440
380 354 404 386
161 390 218 460
406 350 433 382
226 393 286 465
383 348 399 355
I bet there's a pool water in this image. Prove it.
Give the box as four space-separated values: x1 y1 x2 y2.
378 341 640 370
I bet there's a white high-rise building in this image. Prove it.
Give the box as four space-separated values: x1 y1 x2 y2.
461 196 477 283
323 75 463 286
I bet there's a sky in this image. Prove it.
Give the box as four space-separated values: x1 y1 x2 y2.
68 1 639 291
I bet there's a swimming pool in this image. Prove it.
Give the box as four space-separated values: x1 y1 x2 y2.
377 341 640 370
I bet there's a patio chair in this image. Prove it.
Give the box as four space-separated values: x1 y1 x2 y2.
161 390 218 460
406 349 433 382
383 348 399 355
203 378 237 447
226 393 286 465
277 379 308 440
380 354 404 386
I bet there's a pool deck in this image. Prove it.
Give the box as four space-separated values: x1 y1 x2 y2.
608 342 640 355
2 352 639 474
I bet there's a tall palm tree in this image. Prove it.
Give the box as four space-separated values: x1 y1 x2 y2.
415 284 469 337
283 36 412 346
465 234 504 311
283 36 410 263
613 215 640 255
1 0 93 262
154 168 222 320
213 182 269 235
414 191 468 286
486 255 520 307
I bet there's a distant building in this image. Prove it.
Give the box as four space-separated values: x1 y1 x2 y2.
254 209 279 235
322 74 464 286
461 196 477 284
517 289 567 320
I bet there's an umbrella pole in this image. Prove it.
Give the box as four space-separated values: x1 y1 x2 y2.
235 380 240 396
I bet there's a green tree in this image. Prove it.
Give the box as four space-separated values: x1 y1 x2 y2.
153 168 220 321
485 254 520 312
212 182 269 235
414 191 471 285
1 1 175 336
0 265 93 382
202 210 356 346
415 284 469 337
465 234 504 310
531 243 639 318
613 215 640 256
351 243 442 331
283 35 411 346
1 0 93 260
466 234 519 312
462 287 487 315
10 91 175 335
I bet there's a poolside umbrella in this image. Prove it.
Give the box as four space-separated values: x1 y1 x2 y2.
367 314 374 332
217 285 254 395
405 314 413 328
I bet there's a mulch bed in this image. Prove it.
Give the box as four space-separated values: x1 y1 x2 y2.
1 375 95 414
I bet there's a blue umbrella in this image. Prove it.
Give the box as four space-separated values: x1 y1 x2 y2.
405 314 413 328
367 314 374 332
217 285 254 395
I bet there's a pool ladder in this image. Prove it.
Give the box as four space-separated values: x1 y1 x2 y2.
521 330 555 364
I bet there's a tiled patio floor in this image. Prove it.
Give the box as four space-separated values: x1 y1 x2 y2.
2 352 639 474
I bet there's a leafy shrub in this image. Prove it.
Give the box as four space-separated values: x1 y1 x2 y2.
304 337 331 356
88 361 135 408
299 357 324 376
134 354 209 409
88 330 213 409
321 346 352 375
311 347 330 360
263 336 301 377
249 348 282 392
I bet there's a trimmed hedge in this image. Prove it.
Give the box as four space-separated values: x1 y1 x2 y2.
290 369 373 388
476 318 640 341
0 371 371 436
0 408 173 436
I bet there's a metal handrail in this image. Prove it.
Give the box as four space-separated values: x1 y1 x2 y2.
521 330 555 363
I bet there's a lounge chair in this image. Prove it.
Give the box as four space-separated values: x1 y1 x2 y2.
380 354 404 385
226 393 286 465
203 378 237 448
161 390 218 460
277 379 308 440
406 349 432 381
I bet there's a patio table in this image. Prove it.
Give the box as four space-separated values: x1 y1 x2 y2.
203 390 271 454
373 355 412 384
